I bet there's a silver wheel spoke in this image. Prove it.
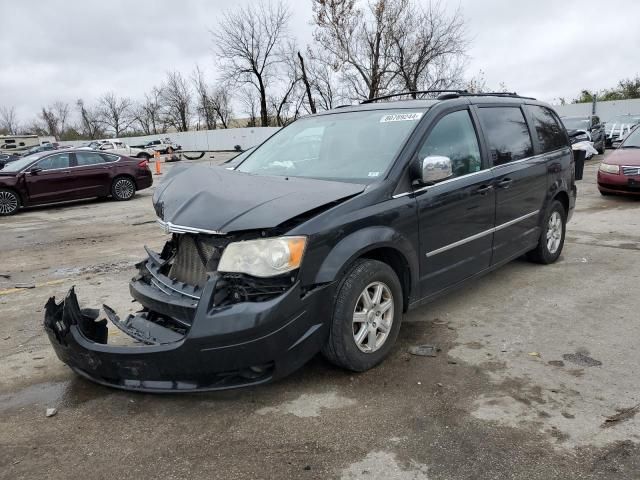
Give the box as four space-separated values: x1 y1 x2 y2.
379 299 393 315
354 325 368 345
371 284 383 305
353 311 367 324
361 290 373 309
367 328 377 349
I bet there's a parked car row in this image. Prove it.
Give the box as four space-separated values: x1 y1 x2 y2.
0 149 153 215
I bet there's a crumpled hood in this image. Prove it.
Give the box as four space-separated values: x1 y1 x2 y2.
152 165 365 233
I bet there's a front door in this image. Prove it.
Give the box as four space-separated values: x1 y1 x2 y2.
24 152 74 204
475 106 548 263
416 108 496 299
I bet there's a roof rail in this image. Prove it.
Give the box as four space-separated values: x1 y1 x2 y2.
360 90 468 104
453 91 537 101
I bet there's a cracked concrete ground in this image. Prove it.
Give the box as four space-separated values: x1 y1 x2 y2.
0 153 638 479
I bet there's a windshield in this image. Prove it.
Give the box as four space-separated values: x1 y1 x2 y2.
621 127 640 148
1 153 42 172
237 109 426 182
561 118 590 130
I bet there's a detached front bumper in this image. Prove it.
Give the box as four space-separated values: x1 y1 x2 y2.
44 267 333 393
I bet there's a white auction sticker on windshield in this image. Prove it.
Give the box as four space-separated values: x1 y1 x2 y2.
380 112 423 123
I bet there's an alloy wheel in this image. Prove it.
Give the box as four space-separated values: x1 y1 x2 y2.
114 179 135 200
0 191 18 214
352 281 394 353
546 211 562 254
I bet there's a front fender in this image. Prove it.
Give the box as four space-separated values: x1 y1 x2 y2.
312 226 419 296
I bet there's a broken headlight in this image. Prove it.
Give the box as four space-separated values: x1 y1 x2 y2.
218 236 307 278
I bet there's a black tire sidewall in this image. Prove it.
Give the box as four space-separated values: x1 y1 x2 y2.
111 176 136 201
330 259 403 372
0 188 20 215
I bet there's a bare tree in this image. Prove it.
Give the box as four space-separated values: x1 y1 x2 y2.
297 51 316 114
306 49 344 110
0 106 19 134
99 92 133 137
192 66 217 130
52 101 70 134
211 87 233 129
40 107 60 138
77 99 104 139
241 89 259 127
390 1 466 96
133 87 164 135
161 71 192 132
312 0 406 101
213 1 290 127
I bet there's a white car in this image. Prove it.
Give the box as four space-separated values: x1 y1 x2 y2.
95 140 155 159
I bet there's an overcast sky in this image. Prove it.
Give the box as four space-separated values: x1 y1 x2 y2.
1 0 639 124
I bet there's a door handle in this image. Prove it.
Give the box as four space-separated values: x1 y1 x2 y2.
497 178 513 189
474 185 493 195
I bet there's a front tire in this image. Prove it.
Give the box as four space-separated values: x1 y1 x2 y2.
527 200 566 264
0 188 20 216
322 259 403 372
111 176 136 201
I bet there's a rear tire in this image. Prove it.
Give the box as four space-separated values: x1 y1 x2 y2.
0 188 20 216
111 176 136 201
322 259 403 372
597 139 605 155
527 200 566 264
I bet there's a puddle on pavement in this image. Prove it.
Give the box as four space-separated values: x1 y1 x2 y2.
0 377 108 412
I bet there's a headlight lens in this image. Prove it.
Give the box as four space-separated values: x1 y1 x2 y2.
599 163 620 174
218 236 307 277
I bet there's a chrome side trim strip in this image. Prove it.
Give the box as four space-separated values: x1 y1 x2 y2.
425 210 539 257
157 219 226 236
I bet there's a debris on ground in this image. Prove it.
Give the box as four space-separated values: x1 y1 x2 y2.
15 283 36 289
562 352 602 367
408 344 439 357
45 408 57 418
0 274 10 279
602 404 640 428
528 352 541 357
548 360 565 367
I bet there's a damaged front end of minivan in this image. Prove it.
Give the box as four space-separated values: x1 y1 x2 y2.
44 166 364 392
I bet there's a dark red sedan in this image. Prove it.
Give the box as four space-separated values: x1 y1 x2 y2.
0 149 153 215
598 126 640 196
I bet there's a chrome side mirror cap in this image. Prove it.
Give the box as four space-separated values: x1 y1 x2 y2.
419 155 452 184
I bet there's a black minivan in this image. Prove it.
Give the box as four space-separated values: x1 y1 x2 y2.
45 92 577 392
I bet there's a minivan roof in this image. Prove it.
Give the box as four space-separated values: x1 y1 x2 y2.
315 93 549 117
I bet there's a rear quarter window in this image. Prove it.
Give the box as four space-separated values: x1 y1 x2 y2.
99 153 120 163
526 105 568 153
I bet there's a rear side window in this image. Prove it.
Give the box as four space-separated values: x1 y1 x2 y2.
100 153 120 162
527 105 567 153
477 107 533 166
75 152 105 166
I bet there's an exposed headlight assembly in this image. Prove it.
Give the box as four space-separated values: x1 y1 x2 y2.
218 236 307 277
599 163 620 174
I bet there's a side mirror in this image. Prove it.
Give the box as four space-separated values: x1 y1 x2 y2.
30 166 43 175
416 155 453 184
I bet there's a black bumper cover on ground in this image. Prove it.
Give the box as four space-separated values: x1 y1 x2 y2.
43 274 333 393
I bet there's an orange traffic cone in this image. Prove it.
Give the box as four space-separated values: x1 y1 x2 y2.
154 151 162 175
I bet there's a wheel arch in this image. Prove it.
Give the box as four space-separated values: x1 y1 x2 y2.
311 226 418 311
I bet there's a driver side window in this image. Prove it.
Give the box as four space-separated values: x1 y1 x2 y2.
418 110 482 178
